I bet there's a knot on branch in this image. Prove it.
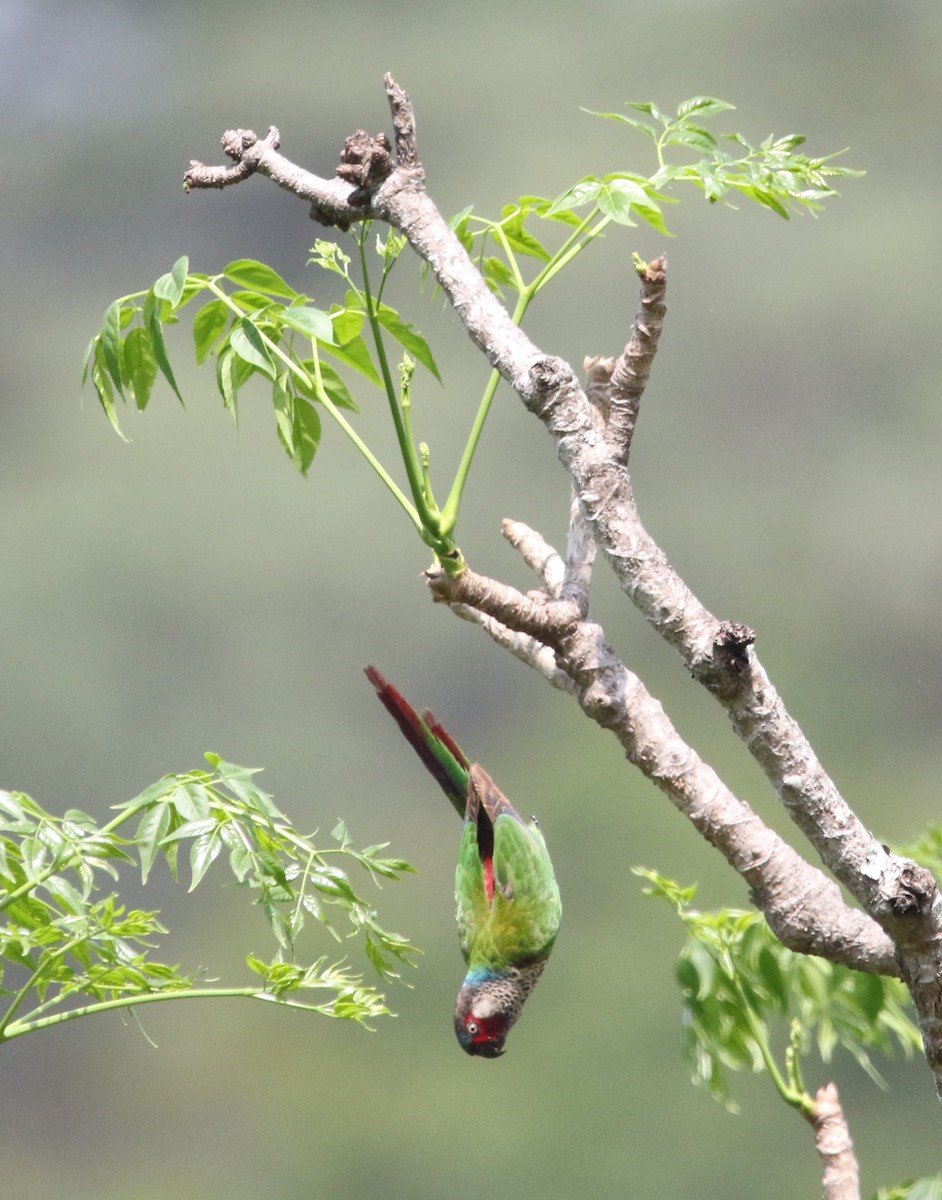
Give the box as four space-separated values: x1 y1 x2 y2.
713 622 756 673
222 127 276 160
526 357 587 432
689 621 757 700
888 860 938 919
336 130 393 206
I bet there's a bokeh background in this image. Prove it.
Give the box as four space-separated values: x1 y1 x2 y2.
4 1 942 1196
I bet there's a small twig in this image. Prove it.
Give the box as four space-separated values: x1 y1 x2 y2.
606 254 668 462
447 604 577 692
184 127 281 191
384 73 421 171
501 518 565 597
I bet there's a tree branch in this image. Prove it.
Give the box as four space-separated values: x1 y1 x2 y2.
807 1084 861 1200
426 557 896 976
183 74 942 1091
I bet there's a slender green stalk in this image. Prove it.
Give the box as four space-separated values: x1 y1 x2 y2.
528 211 611 295
733 975 815 1117
0 935 89 1038
355 236 438 533
0 987 343 1042
440 209 606 533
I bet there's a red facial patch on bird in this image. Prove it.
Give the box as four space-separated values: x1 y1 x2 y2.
464 1011 506 1047
483 855 495 904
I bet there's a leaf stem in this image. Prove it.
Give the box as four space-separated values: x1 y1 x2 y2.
355 236 441 537
0 986 346 1042
0 934 89 1039
733 975 815 1117
440 209 606 533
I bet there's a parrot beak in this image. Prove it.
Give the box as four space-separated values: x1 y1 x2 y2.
472 1040 506 1059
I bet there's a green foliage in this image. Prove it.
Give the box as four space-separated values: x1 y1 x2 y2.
874 1175 942 1200
84 96 860 576
584 95 864 218
83 233 463 564
449 96 859 313
0 757 417 1044
635 869 920 1113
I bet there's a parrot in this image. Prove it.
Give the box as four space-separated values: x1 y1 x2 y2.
365 666 561 1058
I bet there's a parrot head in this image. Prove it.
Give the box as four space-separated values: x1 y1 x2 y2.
454 989 513 1058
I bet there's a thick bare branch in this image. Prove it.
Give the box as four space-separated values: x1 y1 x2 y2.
427 561 896 976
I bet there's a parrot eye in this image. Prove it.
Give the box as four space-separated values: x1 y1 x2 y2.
466 1020 480 1035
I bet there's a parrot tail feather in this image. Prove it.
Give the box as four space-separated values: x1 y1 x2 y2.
365 666 470 817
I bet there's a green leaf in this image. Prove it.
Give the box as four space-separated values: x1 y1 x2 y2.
483 257 516 294
40 874 86 913
296 360 359 413
665 126 719 153
500 208 551 262
122 326 158 411
376 304 441 382
224 259 298 298
230 318 275 379
330 306 366 345
323 335 380 386
160 817 217 843
581 108 659 140
143 289 185 404
153 255 189 309
546 177 604 216
677 96 736 120
308 240 352 278
518 194 583 228
189 830 222 891
596 181 639 226
215 344 254 423
282 305 335 344
177 274 211 309
740 184 790 220
756 945 788 1008
90 339 128 441
193 299 231 365
449 205 475 251
229 291 276 314
135 801 172 884
99 301 126 399
853 971 889 1023
625 100 666 120
273 376 321 475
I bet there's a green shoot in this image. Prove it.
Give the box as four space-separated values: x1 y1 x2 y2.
0 758 418 1045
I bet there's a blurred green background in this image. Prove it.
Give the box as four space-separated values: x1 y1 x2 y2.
4 1 942 1196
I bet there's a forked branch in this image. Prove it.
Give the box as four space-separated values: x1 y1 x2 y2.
183 74 942 1099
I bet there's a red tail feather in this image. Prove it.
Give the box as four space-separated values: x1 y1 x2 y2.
365 666 469 815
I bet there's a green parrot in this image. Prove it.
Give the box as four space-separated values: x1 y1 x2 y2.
365 666 561 1058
